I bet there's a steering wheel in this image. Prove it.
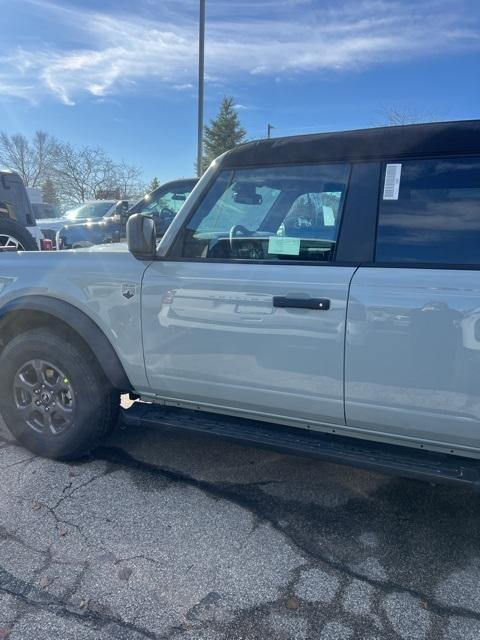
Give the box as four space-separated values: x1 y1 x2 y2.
160 207 176 219
229 224 252 250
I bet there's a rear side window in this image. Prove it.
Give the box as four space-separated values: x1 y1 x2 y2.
376 157 480 265
181 163 350 262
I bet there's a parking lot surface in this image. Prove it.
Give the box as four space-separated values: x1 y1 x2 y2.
0 413 480 640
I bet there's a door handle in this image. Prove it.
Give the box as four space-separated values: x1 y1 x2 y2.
273 296 331 310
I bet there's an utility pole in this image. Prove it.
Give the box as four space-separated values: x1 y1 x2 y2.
197 0 206 177
267 123 275 139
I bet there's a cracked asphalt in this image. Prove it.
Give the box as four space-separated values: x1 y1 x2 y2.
1 410 480 639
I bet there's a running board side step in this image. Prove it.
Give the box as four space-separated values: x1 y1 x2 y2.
121 404 480 490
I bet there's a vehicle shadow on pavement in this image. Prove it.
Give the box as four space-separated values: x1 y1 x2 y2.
1 417 479 640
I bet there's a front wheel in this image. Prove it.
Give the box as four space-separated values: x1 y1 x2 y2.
0 329 119 459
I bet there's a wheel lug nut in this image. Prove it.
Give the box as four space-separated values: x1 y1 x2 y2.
35 401 40 406
45 407 49 412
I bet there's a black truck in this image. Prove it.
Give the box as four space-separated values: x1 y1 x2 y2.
0 171 43 250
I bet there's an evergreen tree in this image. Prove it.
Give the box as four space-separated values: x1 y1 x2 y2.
41 178 59 205
148 176 160 192
201 97 246 173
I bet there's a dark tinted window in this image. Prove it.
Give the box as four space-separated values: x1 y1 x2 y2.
182 163 350 262
376 157 480 265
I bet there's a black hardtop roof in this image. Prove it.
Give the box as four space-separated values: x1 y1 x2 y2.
0 170 22 179
221 119 480 168
147 177 198 199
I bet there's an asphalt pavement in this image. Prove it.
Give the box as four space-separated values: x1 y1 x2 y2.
0 410 480 639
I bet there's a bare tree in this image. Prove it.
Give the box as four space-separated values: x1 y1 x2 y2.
374 106 443 127
0 130 143 208
0 130 59 187
113 161 143 199
53 144 117 206
53 143 142 207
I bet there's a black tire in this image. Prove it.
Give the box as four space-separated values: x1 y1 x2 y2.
0 218 38 251
0 329 119 460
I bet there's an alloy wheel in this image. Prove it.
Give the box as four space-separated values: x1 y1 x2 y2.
13 359 75 436
0 234 25 251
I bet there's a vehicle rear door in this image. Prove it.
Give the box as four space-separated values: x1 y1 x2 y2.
141 162 371 427
345 156 480 453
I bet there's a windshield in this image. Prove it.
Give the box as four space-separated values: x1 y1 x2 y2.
134 183 196 218
31 203 61 219
65 201 114 220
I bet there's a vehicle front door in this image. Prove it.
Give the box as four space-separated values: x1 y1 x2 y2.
141 162 357 428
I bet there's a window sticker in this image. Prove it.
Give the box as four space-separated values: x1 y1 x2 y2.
268 236 300 255
383 164 402 200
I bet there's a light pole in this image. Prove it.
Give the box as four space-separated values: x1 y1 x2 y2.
197 0 206 177
267 123 275 139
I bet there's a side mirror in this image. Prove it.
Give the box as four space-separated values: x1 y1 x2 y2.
115 200 129 216
127 214 157 260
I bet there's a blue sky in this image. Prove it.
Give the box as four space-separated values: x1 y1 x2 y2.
0 0 479 183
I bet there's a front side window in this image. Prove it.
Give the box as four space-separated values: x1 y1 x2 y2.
376 157 480 264
181 163 350 262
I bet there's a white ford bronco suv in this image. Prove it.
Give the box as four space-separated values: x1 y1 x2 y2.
1 120 480 488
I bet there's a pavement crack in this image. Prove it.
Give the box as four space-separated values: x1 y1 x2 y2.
0 566 158 639
62 561 89 602
0 525 52 561
0 456 35 470
95 444 480 625
51 469 114 512
37 499 91 545
115 554 164 567
62 481 73 494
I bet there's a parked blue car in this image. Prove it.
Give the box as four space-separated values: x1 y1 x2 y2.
56 178 198 249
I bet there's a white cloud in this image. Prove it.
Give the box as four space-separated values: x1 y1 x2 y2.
173 83 195 91
234 104 258 111
0 0 478 105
